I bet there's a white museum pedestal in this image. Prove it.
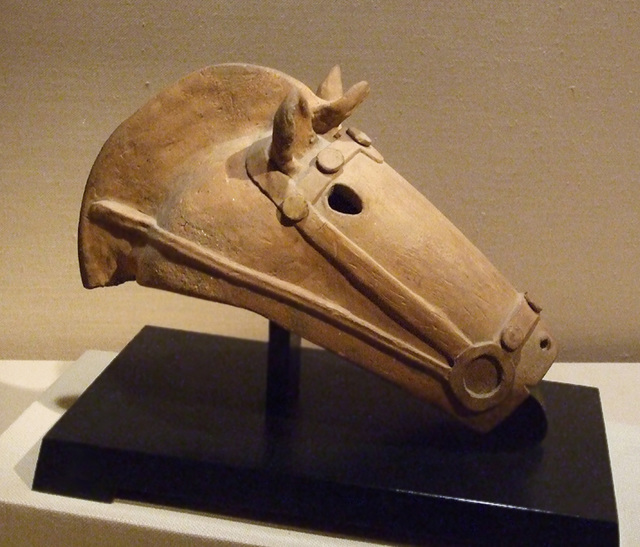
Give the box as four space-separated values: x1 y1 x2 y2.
1 352 638 546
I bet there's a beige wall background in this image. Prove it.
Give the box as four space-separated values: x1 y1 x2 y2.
1 1 639 361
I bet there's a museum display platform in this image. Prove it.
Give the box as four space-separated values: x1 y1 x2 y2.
30 326 618 546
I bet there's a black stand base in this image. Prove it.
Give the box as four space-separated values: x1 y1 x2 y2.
34 326 618 546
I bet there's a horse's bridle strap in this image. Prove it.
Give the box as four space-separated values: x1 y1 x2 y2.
246 134 540 411
294 204 473 360
88 199 452 381
247 136 474 362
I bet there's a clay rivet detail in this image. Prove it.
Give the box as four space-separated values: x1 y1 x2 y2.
500 325 523 352
450 344 514 412
347 126 372 147
281 194 309 222
462 356 502 397
316 148 345 174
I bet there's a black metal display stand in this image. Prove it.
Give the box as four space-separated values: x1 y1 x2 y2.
33 325 618 546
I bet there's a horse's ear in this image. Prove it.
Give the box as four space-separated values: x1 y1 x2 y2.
313 80 370 134
317 65 343 101
269 88 315 175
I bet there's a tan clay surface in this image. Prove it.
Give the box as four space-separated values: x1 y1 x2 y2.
78 64 557 431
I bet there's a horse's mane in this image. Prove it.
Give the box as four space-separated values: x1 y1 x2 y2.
79 64 308 287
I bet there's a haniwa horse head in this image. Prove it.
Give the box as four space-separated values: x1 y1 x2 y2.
79 64 557 432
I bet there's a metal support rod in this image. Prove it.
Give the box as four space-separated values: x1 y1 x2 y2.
266 321 301 416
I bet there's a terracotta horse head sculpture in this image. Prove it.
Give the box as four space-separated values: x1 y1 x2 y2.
79 64 557 432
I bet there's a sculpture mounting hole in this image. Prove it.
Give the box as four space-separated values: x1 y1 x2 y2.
328 184 363 215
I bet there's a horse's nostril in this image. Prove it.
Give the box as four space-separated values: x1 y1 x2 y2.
328 183 363 215
539 336 551 351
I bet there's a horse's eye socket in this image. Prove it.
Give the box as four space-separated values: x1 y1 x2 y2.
327 183 363 215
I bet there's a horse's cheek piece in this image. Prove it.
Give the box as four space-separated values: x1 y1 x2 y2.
78 64 557 432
